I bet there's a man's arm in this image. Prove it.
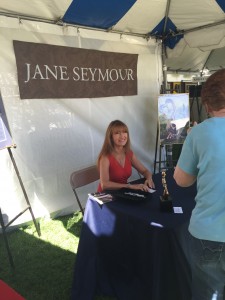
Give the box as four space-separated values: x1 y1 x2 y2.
174 165 196 187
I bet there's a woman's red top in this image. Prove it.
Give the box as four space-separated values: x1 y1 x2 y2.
97 150 133 192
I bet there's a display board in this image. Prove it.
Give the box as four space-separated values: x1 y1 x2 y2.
158 93 190 145
0 92 13 150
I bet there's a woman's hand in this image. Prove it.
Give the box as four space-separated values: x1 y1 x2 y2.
145 178 155 189
129 183 150 192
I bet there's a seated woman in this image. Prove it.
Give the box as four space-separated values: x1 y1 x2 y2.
97 120 155 192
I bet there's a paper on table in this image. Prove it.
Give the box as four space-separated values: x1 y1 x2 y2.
173 207 183 214
88 193 113 205
150 222 164 228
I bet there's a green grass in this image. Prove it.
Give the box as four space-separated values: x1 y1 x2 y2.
0 212 115 300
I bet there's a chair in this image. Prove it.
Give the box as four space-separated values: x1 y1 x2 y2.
70 165 99 215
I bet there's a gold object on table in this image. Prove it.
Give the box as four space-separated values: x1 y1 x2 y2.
162 170 170 200
160 169 173 212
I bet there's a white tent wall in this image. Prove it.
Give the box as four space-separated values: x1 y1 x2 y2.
0 16 162 226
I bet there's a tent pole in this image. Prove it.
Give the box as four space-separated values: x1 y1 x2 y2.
161 43 167 93
161 0 170 93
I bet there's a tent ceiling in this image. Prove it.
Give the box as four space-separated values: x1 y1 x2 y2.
1 0 225 73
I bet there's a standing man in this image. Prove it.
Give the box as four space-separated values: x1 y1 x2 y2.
174 69 225 300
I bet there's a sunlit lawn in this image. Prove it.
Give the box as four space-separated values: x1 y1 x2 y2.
0 212 115 300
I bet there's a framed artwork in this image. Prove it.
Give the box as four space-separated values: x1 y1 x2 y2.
0 93 13 150
158 93 190 145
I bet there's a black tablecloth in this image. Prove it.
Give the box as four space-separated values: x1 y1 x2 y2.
71 170 196 300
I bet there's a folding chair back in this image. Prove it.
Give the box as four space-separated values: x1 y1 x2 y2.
70 165 99 215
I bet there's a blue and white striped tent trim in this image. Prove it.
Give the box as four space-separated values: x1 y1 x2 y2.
1 0 225 72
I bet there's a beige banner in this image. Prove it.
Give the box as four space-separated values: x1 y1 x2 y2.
13 40 138 99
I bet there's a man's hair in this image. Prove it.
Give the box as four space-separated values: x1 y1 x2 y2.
201 69 225 111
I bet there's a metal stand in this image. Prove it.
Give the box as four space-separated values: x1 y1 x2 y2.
0 209 14 267
0 146 41 268
189 85 203 123
153 124 181 174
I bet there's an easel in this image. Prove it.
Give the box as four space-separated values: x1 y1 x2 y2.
155 91 192 174
189 85 203 123
0 145 41 268
153 124 179 174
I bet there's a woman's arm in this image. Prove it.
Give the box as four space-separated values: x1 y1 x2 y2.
131 153 155 188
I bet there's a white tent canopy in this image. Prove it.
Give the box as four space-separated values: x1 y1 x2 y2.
0 0 224 226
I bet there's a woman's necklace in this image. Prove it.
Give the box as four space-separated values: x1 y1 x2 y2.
113 149 125 166
118 155 124 165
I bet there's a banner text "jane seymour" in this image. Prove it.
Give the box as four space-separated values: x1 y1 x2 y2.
24 64 134 83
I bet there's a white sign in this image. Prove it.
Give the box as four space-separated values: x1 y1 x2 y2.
192 76 206 82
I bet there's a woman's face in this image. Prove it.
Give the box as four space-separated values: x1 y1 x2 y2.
112 126 128 147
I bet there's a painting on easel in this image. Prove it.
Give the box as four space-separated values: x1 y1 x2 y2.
0 92 13 150
158 93 190 145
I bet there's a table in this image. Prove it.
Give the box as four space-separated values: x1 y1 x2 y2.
71 170 196 300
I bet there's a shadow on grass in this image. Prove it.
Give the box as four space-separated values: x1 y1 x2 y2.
57 213 83 237
0 212 116 300
0 214 80 300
